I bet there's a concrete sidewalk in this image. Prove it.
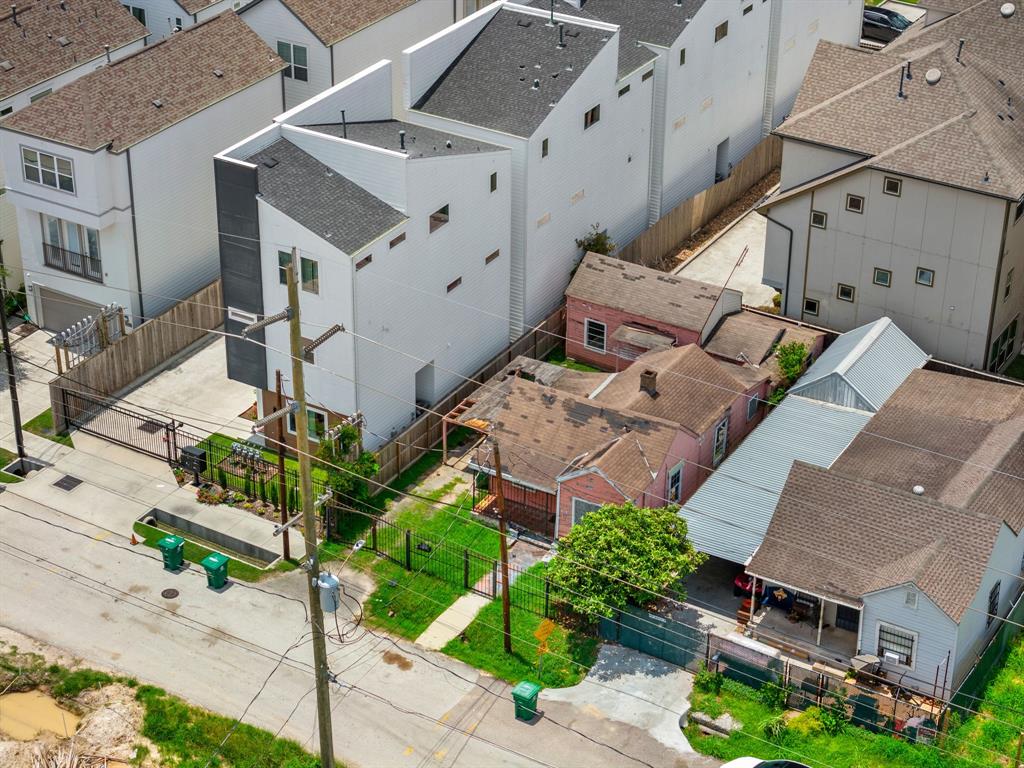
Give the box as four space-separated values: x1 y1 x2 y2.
676 210 775 307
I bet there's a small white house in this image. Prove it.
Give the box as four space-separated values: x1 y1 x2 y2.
119 0 242 40
216 61 512 447
0 12 285 330
239 0 463 111
0 0 149 289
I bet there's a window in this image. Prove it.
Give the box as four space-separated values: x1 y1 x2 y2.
389 232 405 249
174 16 182 29
485 249 500 265
803 297 819 316
641 69 653 82
123 4 145 24
300 256 319 293
287 407 327 441
584 318 606 352
355 254 372 270
1005 267 1014 300
22 148 74 192
845 194 864 214
987 581 1001 627
0 106 12 116
29 89 52 103
884 176 903 196
904 590 918 609
618 84 630 97
446 277 462 293
873 267 892 287
877 624 915 667
301 337 315 364
915 267 935 287
714 20 728 42
837 283 855 302
489 172 497 193
712 419 728 466
277 41 308 82
666 463 684 502
429 204 450 233
571 498 601 525
679 48 686 66
743 4 753 14
989 316 1018 371
541 138 549 158
40 214 102 280
746 394 758 421
810 210 827 229
583 104 601 130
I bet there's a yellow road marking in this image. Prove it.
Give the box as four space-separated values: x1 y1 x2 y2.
403 747 414 757
434 749 448 761
92 531 111 542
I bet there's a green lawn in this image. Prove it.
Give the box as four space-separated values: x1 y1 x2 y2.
1004 355 1024 381
687 679 974 768
392 485 501 560
23 408 74 447
0 446 22 483
543 345 602 373
361 554 467 640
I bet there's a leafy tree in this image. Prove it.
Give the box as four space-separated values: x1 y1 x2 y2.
315 423 379 506
775 341 808 385
547 503 706 618
575 224 616 256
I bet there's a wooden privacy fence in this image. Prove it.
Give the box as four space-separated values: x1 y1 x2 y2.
50 279 224 431
371 305 565 488
618 134 782 268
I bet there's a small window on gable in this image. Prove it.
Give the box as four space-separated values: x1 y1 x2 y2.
679 48 686 66
905 590 918 609
389 232 405 249
884 176 902 197
846 194 864 214
641 69 653 82
446 276 462 293
666 463 683 502
916 267 935 287
485 249 500 265
712 418 728 466
490 171 497 193
572 497 601 525
541 138 549 158
714 20 728 42
837 283 855 302
803 297 819 316
618 84 630 97
429 204 450 233
810 210 827 229
743 4 753 14
584 104 601 130
873 268 892 287
356 254 372 271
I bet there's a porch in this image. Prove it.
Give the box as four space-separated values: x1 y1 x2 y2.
748 593 860 667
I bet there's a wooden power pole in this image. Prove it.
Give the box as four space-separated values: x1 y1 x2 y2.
275 369 290 561
491 442 513 654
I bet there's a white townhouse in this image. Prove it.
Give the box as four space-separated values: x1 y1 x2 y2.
0 0 149 288
119 0 241 40
0 13 285 330
239 0 464 111
215 60 512 447
534 0 863 221
758 0 1024 372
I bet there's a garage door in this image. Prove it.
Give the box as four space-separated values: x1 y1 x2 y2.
37 287 103 332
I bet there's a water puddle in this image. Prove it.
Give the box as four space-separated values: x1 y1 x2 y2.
0 690 80 740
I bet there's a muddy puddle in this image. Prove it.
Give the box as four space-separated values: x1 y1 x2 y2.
0 690 80 740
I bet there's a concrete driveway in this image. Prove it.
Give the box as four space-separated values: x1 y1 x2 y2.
675 211 776 308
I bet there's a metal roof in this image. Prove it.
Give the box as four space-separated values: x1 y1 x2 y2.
788 317 928 412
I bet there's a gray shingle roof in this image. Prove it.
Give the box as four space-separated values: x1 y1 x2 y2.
249 138 406 255
302 120 505 159
748 462 1004 623
413 7 613 138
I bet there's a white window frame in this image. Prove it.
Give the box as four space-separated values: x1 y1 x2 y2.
873 267 892 287
583 318 606 353
583 104 601 130
666 462 684 502
21 146 75 193
277 40 308 82
877 622 917 669
883 177 902 197
803 297 819 316
915 267 935 287
837 283 855 302
746 394 758 421
571 497 601 525
300 256 319 294
287 406 327 442
712 418 728 466
810 210 827 229
845 194 864 214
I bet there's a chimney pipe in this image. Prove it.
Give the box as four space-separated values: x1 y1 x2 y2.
340 109 347 139
11 4 19 26
399 129 406 150
905 60 912 80
898 64 906 99
956 38 965 63
558 21 565 48
104 44 110 63
548 0 554 26
640 369 658 397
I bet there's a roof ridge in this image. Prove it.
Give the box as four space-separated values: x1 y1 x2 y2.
834 317 891 377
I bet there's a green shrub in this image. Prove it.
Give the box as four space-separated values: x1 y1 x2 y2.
761 713 788 742
52 669 116 698
788 706 825 737
775 341 809 384
694 662 724 695
216 466 228 489
820 696 850 735
269 481 279 507
244 471 253 498
575 223 616 256
756 681 792 711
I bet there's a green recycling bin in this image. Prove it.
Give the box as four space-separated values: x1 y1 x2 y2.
201 552 230 589
157 535 185 571
511 681 541 721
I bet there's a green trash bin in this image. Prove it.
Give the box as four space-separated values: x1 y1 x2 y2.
511 681 541 721
157 535 185 571
201 552 229 589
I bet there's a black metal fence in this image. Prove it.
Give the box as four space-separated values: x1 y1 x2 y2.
62 388 178 460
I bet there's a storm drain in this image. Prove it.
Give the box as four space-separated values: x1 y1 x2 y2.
52 475 83 491
161 588 179 599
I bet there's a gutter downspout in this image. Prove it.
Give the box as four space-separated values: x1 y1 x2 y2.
800 190 815 321
762 210 794 316
330 43 335 85
125 148 144 323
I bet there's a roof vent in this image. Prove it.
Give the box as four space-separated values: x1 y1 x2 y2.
212 68 223 77
516 17 532 27
0 60 12 71
912 485 924 496
262 157 278 168
10 4 19 27
1000 2 1015 17
445 139 452 148
399 129 406 150
151 99 163 108
955 38 965 63
532 78 540 89
57 35 70 46
925 67 941 85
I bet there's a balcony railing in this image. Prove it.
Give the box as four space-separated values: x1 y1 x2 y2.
42 242 103 283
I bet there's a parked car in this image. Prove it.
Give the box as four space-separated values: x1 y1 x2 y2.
722 759 812 768
862 8 910 42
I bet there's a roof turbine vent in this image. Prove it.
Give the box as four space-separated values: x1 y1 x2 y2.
925 67 942 85
532 78 540 89
912 485 925 496
1000 2 1015 18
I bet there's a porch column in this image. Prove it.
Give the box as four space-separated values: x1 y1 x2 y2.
856 605 865 654
816 599 825 646
751 576 758 612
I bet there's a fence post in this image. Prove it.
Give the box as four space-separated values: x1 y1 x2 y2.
491 560 497 597
463 549 470 590
164 423 174 464
405 529 412 571
371 519 378 553
544 577 550 618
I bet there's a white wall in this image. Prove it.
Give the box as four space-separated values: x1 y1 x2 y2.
240 0 326 109
991 202 1024 370
278 60 393 126
779 138 861 191
130 74 282 318
121 0 191 39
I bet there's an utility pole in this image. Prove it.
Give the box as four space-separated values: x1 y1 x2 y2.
285 248 336 768
0 279 27 466
491 442 513 654
275 369 291 561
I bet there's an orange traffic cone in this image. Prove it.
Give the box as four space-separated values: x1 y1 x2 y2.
130 533 140 545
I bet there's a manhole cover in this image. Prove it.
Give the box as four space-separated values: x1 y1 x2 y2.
161 588 179 599
52 475 83 491
138 420 164 434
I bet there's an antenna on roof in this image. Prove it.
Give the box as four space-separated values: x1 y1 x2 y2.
399 129 406 150
557 21 565 48
955 38 965 63
547 0 555 26
898 64 907 99
340 109 347 139
104 44 110 63
10 4 19 26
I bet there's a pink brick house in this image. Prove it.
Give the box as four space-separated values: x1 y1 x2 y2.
565 252 742 370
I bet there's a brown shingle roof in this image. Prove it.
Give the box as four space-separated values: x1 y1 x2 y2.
593 345 762 435
567 252 725 334
704 310 826 384
2 12 284 151
0 0 148 101
248 0 416 46
776 2 1024 200
748 462 1004 622
833 369 1024 533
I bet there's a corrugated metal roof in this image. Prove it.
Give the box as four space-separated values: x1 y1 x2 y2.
789 317 928 411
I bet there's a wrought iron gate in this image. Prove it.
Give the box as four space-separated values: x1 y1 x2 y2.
60 388 176 461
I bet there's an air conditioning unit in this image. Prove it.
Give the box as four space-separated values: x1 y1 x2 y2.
883 651 902 665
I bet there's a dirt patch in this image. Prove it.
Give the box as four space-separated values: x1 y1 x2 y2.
381 650 413 671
